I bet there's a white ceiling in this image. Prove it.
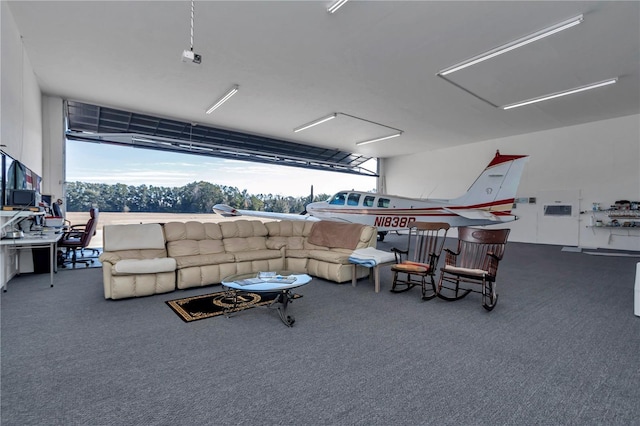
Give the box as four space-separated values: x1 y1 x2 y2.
7 1 640 159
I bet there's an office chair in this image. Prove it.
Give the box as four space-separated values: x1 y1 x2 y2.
58 208 100 268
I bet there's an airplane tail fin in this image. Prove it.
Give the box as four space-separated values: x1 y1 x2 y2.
450 151 529 215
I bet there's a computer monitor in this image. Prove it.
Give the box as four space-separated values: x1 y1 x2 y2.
9 189 37 206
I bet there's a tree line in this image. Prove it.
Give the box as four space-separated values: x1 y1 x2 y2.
65 181 331 214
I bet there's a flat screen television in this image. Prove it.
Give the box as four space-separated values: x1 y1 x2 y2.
9 189 37 206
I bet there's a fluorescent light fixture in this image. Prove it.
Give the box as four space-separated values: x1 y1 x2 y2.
205 85 239 114
327 0 349 14
355 132 403 146
438 15 584 76
293 113 337 132
502 78 618 110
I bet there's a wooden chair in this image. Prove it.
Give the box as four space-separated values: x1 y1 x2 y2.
390 222 450 300
437 226 510 311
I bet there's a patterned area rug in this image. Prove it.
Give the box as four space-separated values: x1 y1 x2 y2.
166 290 303 322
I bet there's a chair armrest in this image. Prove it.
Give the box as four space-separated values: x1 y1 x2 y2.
390 247 408 263
487 251 503 261
428 252 441 268
486 252 501 277
443 248 458 266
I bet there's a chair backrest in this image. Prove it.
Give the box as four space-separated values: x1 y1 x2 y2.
407 222 450 268
455 227 510 271
79 208 99 246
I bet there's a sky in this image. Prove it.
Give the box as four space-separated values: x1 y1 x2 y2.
65 140 377 198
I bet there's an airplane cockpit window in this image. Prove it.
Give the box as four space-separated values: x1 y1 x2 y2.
363 195 375 207
328 192 347 205
378 198 390 208
347 193 361 206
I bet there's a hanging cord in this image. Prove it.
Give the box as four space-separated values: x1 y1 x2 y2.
190 0 195 51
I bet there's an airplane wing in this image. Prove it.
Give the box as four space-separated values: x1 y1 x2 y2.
442 207 517 222
212 204 320 222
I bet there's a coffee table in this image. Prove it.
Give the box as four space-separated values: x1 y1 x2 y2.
221 271 311 327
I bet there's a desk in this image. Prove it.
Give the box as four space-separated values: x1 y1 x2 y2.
1 231 62 291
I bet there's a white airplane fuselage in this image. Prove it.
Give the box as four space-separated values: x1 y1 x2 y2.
212 152 529 238
306 151 528 232
305 195 512 231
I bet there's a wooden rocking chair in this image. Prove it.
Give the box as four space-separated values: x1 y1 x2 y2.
390 222 450 300
437 227 510 311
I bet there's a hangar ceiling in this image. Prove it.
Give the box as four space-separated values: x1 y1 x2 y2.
7 1 640 166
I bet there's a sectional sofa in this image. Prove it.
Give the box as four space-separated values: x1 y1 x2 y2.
99 219 377 299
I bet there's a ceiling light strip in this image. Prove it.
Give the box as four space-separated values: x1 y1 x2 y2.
438 15 584 76
293 113 337 132
205 85 239 114
327 0 349 14
502 78 618 110
355 132 403 146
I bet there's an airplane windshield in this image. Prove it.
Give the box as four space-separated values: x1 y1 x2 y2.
328 192 347 205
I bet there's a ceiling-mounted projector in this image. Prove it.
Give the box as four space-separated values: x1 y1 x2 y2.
182 49 201 64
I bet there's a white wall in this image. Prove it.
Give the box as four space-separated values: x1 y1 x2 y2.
1 2 42 172
1 2 45 286
42 96 65 201
383 114 640 251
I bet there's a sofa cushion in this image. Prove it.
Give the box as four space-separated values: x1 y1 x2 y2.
99 248 168 264
173 253 236 269
266 236 305 250
103 223 166 251
220 220 268 238
308 249 352 264
166 239 226 257
223 236 268 252
285 249 311 259
113 258 176 274
233 249 282 262
164 221 223 242
265 220 308 237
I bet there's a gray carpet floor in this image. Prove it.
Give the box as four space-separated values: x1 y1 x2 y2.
1 234 639 426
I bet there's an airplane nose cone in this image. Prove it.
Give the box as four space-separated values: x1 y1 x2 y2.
306 202 321 213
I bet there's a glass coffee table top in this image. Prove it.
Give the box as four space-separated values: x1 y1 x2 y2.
221 271 311 292
221 271 312 327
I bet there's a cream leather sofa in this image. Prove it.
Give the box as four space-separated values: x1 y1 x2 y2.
164 219 376 289
100 223 177 300
100 219 376 299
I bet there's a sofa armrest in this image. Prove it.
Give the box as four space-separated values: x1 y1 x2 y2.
113 258 176 275
99 252 122 264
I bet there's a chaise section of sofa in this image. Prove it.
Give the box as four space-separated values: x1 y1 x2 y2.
99 223 177 299
265 220 376 283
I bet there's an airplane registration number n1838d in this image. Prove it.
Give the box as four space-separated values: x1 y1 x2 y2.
373 216 416 228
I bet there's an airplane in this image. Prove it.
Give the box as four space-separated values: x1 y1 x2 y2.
213 151 529 241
